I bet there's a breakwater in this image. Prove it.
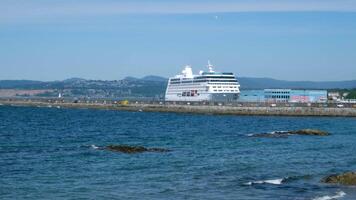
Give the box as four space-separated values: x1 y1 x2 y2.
1 98 356 117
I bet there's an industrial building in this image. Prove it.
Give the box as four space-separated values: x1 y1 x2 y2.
264 89 327 103
239 89 327 103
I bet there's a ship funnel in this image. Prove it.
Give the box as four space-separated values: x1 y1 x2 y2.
182 65 193 78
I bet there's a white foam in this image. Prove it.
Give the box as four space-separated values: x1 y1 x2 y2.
312 191 346 200
270 131 289 134
248 130 290 137
245 178 284 185
91 144 99 149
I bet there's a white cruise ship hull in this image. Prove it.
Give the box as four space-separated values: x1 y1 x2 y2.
165 93 239 102
165 65 240 102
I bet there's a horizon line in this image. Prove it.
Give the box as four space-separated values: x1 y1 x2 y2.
1 76 355 83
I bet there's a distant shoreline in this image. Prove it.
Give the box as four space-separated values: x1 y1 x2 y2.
1 98 356 117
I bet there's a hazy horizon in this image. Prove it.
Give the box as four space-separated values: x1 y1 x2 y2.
1 0 356 81
1 75 356 83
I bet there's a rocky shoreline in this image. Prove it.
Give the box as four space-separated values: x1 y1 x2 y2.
322 172 356 185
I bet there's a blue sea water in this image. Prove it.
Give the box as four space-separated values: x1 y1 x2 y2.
1 105 356 200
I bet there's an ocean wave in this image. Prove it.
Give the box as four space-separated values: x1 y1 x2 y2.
91 144 99 149
244 178 286 185
312 191 346 200
247 130 290 137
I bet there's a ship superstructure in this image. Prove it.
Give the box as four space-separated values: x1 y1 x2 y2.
165 62 240 102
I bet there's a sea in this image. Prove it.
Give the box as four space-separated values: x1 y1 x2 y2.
1 105 356 200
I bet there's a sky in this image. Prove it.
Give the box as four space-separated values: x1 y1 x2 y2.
1 0 356 81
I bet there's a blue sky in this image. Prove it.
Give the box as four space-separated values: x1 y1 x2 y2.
1 0 356 81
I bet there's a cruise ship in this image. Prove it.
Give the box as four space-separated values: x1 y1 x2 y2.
165 62 240 102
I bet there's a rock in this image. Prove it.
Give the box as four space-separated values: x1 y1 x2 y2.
105 145 170 154
289 129 329 136
322 172 356 185
249 129 329 138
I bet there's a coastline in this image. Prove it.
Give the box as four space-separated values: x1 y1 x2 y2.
1 98 356 117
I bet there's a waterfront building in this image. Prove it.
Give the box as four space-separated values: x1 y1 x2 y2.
239 89 327 103
264 89 327 103
238 90 265 102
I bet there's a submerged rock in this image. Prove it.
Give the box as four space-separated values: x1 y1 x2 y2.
105 145 170 153
250 129 329 138
322 172 356 185
289 129 329 136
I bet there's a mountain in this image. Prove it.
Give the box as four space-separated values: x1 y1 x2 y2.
0 80 45 89
123 76 139 81
238 77 356 89
63 78 86 83
141 75 167 82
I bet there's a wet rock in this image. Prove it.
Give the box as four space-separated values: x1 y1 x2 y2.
249 129 329 138
289 129 329 136
322 172 356 185
105 145 170 154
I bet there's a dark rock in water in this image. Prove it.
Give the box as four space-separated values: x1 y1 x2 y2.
322 172 356 185
105 145 170 153
289 129 329 136
106 145 146 153
250 129 329 138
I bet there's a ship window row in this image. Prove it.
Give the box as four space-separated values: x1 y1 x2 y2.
170 80 237 84
212 86 237 88
193 79 236 83
169 82 239 86
168 88 208 93
209 80 238 82
168 85 206 88
208 83 239 85
168 88 205 90
265 95 290 99
170 82 198 84
194 76 235 79
213 90 239 92
166 92 207 95
265 91 290 94
169 84 205 87
180 90 199 97
167 90 205 93
202 72 234 75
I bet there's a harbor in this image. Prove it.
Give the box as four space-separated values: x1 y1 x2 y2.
1 97 356 117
